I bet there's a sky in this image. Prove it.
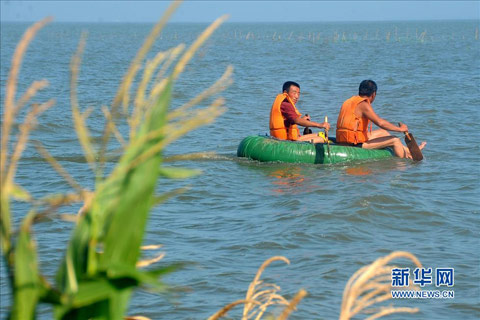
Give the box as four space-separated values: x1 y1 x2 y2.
1 1 479 23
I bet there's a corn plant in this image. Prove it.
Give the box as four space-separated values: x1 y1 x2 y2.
1 1 232 318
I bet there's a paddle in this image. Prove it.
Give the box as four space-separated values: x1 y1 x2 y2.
325 116 331 157
398 122 423 161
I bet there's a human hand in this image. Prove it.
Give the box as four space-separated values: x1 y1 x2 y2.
322 122 331 131
398 123 408 132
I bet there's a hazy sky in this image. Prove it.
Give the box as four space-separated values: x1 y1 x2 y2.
1 1 479 23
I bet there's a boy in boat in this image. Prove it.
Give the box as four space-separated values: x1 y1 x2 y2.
269 81 330 143
336 80 426 158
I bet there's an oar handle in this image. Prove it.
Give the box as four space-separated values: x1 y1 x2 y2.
398 122 411 141
324 115 331 156
324 116 329 141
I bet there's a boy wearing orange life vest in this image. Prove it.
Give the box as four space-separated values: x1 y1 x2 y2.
269 81 330 143
336 80 426 159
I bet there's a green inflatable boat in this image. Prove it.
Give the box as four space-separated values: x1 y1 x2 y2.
237 135 393 164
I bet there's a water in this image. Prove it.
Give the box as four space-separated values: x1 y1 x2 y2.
1 20 479 319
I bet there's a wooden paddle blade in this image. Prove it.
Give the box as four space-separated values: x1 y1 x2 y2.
404 132 423 161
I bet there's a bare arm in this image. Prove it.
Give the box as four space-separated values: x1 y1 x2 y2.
358 101 408 132
293 116 330 131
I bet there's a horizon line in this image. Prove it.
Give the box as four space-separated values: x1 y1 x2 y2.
2 17 478 24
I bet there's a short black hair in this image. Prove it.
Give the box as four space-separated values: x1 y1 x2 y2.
282 81 300 93
358 80 377 96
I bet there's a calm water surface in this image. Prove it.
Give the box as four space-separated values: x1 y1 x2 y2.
1 20 479 319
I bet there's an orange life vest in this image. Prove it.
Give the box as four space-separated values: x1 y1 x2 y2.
336 95 371 145
269 93 301 140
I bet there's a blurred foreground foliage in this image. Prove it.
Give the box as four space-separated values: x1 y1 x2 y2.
1 1 231 318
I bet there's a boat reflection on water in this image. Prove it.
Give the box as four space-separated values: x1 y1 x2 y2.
342 158 410 179
268 159 411 193
268 166 316 194
345 166 373 176
237 156 413 195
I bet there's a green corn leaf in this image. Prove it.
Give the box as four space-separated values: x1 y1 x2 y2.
152 187 189 207
49 76 200 317
93 79 172 317
1 195 12 264
11 212 40 319
55 78 175 318
106 263 180 291
56 301 110 320
71 278 116 307
148 263 181 276
158 166 201 179
11 183 32 201
108 290 130 320
38 275 63 305
101 78 172 268
55 213 94 294
54 278 117 320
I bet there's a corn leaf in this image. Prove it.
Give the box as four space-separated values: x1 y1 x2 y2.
158 166 201 179
56 300 110 320
106 263 179 291
11 214 40 319
152 187 189 207
1 195 12 262
100 79 173 316
55 213 94 294
55 277 134 319
55 79 174 318
38 275 63 305
101 78 172 267
11 183 32 201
